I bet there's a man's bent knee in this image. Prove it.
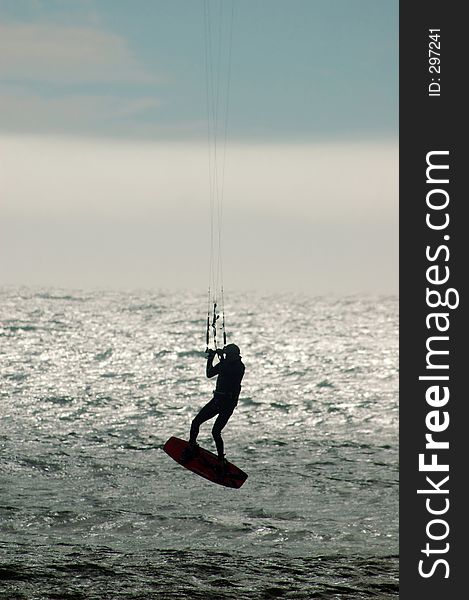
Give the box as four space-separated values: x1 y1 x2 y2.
211 426 222 440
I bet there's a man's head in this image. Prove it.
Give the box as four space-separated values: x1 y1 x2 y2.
223 343 241 360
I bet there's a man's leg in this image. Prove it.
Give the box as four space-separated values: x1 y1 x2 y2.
211 405 235 460
189 397 219 446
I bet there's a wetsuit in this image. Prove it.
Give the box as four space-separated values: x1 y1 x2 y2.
189 352 245 459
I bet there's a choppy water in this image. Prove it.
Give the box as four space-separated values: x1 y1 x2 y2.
0 288 398 599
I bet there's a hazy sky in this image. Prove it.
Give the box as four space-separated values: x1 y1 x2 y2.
0 0 398 294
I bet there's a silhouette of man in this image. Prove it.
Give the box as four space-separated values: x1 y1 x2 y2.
187 343 245 464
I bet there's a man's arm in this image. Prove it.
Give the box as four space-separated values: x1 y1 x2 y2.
206 350 222 378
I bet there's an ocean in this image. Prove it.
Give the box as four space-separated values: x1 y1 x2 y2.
0 288 398 599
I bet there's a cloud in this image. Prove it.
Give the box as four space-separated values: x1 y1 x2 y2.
0 135 398 221
0 22 157 84
0 135 397 293
223 141 398 224
0 86 160 134
0 22 163 136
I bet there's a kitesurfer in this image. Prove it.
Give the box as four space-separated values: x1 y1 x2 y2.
186 343 245 466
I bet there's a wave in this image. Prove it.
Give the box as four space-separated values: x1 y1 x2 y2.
0 544 399 600
34 292 85 302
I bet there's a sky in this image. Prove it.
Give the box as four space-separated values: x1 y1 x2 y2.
0 0 398 294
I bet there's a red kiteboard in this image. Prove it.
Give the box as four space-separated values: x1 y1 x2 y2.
163 436 248 489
